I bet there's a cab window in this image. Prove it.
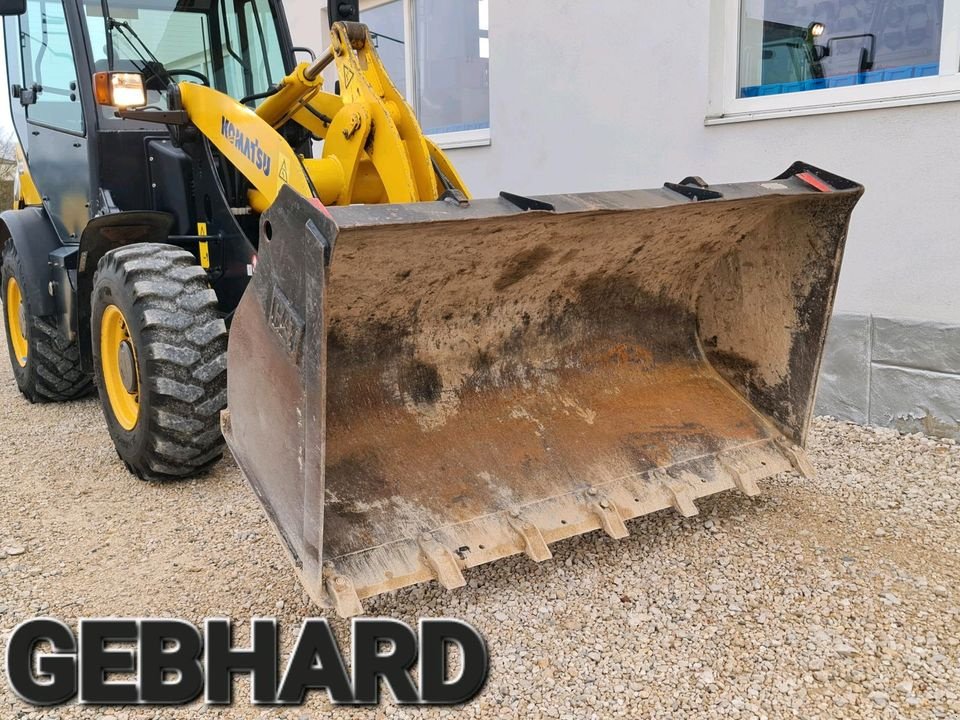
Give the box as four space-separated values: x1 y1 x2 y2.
20 0 84 133
83 0 288 108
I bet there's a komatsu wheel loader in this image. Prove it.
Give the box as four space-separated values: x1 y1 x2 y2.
1 0 862 615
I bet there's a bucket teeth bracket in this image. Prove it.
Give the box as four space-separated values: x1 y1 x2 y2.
652 472 700 517
418 534 467 589
774 438 816 478
663 178 723 202
718 452 762 497
323 564 364 617
508 512 552 562
586 488 629 539
498 191 556 212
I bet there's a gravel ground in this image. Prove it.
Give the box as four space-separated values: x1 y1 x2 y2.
0 356 958 720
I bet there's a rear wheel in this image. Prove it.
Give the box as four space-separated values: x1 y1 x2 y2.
1 239 92 402
92 243 227 481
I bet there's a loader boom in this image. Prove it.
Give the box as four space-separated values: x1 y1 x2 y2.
177 22 469 214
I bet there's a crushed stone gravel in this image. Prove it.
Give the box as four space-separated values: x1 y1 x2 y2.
0 356 957 719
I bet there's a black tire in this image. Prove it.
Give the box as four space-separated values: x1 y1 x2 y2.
1 239 93 402
91 243 227 481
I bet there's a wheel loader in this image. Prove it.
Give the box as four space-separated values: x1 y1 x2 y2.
1 0 862 615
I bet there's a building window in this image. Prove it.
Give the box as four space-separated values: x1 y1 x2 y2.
361 0 490 148
740 0 944 97
364 0 407 95
708 0 960 123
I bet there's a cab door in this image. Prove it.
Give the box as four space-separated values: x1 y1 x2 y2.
8 0 90 242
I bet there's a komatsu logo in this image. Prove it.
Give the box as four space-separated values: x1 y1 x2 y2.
220 116 272 177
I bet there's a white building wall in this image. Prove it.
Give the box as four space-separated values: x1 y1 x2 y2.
282 2 327 56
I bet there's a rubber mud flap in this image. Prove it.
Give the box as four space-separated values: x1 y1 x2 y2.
225 164 863 615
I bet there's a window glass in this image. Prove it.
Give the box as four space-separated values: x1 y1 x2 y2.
217 0 247 98
415 0 489 134
364 0 407 95
85 4 211 77
739 0 944 97
243 0 286 98
20 0 83 132
83 0 287 105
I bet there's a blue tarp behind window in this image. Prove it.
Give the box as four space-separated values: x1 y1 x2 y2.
738 0 944 98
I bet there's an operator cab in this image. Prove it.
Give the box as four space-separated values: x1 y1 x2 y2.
3 0 300 236
3 0 304 309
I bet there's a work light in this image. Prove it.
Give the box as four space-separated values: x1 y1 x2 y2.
92 71 147 109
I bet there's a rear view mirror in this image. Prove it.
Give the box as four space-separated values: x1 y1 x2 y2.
327 0 358 26
0 0 26 15
292 46 317 62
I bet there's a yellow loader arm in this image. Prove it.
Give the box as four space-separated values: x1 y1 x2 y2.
178 21 469 212
178 83 316 213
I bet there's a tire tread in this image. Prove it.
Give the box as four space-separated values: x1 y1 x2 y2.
94 243 226 481
1 240 92 402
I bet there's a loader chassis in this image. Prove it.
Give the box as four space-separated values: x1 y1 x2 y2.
1 0 865 614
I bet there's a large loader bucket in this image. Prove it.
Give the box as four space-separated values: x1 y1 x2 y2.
222 163 862 616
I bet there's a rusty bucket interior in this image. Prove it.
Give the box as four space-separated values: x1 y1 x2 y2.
222 163 863 616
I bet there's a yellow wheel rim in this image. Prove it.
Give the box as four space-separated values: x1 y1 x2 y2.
100 304 140 430
6 277 28 367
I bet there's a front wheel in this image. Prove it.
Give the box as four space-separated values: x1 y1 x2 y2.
91 243 227 480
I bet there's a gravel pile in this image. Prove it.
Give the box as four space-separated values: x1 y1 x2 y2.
0 356 957 719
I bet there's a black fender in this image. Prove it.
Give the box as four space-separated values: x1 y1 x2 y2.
0 207 64 317
76 211 174 370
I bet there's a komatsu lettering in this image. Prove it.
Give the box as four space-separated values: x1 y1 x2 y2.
221 116 272 176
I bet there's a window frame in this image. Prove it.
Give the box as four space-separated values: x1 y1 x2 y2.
361 0 490 148
706 0 960 125
19 0 86 136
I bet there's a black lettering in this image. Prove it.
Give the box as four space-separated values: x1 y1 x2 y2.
419 620 488 704
351 618 419 704
276 620 353 704
78 619 137 704
5 618 77 705
138 620 203 704
204 618 277 704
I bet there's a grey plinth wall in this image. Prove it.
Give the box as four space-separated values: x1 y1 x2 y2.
815 314 960 439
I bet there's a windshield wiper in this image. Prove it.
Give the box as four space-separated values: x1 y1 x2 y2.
107 17 173 89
